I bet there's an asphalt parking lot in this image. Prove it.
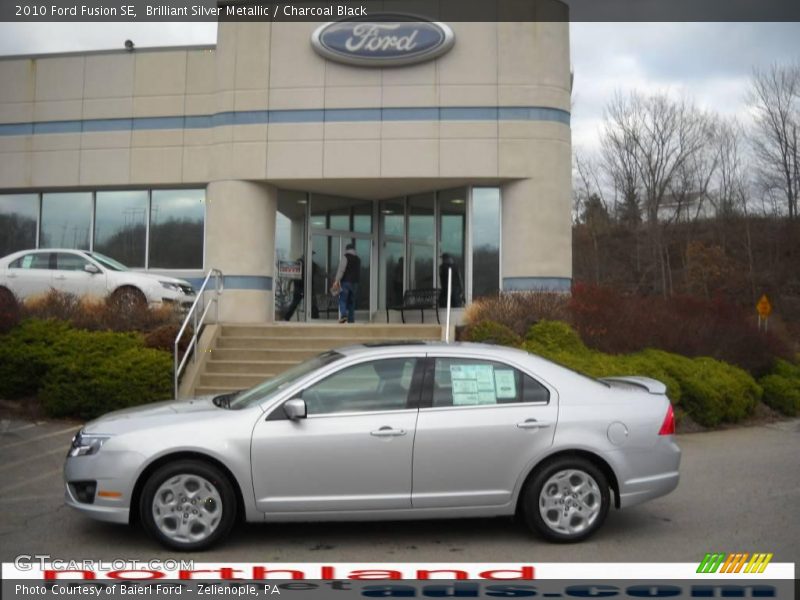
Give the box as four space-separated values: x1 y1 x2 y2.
0 417 798 565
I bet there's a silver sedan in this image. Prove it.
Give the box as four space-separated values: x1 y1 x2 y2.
64 342 680 550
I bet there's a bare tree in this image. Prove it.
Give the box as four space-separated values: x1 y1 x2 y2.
600 91 715 295
748 63 800 219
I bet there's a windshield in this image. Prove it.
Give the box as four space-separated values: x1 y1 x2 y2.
87 252 130 272
228 351 343 409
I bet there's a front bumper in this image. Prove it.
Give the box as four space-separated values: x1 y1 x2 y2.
63 450 144 525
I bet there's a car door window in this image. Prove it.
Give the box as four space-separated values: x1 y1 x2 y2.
301 358 417 415
10 253 52 269
431 358 549 407
56 253 90 271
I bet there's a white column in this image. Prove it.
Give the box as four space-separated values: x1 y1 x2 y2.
205 180 277 322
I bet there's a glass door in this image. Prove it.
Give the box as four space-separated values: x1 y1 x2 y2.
310 232 373 322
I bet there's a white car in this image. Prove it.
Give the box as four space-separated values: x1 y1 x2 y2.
0 248 195 308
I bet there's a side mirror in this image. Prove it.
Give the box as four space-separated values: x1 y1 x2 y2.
283 398 307 421
84 264 100 274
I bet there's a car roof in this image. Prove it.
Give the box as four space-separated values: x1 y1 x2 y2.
336 340 538 362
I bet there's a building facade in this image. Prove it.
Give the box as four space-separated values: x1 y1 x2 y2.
0 10 572 323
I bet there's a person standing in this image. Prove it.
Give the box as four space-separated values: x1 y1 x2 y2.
332 243 361 323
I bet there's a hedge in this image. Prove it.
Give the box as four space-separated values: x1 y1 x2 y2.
0 318 173 419
466 319 764 428
759 359 800 416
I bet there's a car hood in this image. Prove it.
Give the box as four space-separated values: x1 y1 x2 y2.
125 271 193 289
83 396 220 434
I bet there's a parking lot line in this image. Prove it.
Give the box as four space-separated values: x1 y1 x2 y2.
0 426 78 451
0 447 66 473
0 422 39 435
0 467 64 495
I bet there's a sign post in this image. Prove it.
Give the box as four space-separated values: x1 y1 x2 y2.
756 294 772 332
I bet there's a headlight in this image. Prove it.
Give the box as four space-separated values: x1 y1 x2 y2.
68 431 110 458
159 281 181 292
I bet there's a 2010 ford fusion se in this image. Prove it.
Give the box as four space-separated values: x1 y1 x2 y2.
64 342 680 550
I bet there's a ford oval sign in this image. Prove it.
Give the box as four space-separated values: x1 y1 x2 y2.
312 16 455 67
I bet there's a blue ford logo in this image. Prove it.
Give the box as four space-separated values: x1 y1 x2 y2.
312 16 455 67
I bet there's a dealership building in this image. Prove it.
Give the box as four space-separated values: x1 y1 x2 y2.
0 8 572 323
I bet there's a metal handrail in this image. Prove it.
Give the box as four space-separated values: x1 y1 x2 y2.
174 269 224 398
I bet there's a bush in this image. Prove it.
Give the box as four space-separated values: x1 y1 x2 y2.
40 346 173 419
759 359 800 416
461 320 522 347
0 319 74 398
0 318 173 418
22 289 181 333
523 320 761 427
569 283 792 375
463 292 569 338
0 287 21 334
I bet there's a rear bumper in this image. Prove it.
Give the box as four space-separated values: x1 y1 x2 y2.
616 436 681 508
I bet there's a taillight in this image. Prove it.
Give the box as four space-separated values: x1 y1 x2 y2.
658 403 675 436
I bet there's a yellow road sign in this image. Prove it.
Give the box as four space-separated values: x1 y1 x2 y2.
756 294 772 318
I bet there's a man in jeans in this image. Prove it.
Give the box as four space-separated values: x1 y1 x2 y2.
332 243 361 323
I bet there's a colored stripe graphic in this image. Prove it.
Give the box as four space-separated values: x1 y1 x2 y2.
697 553 726 573
697 552 773 574
744 553 774 574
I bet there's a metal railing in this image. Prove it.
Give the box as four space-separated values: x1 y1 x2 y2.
174 269 224 398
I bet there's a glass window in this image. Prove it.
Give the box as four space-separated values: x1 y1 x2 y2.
94 191 148 268
56 252 90 271
471 187 501 299
0 194 38 257
40 192 92 250
310 194 372 233
275 190 308 321
149 189 205 269
301 358 417 415
10 252 52 270
408 193 435 290
431 358 548 407
437 188 466 307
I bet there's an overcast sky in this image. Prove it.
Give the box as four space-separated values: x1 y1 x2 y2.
0 22 798 152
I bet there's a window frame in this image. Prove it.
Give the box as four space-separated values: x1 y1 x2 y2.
418 354 553 411
267 354 427 420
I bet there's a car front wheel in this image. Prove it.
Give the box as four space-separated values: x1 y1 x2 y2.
140 460 237 551
522 457 610 543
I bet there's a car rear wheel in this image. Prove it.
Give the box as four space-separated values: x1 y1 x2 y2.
110 286 147 311
140 460 237 551
522 457 610 543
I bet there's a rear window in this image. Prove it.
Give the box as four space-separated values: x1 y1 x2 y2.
10 253 51 269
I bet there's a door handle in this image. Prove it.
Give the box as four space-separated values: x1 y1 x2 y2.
370 426 407 437
53 275 66 280
517 419 551 430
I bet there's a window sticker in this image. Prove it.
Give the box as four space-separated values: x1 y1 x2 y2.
22 255 33 269
494 369 517 399
450 363 497 405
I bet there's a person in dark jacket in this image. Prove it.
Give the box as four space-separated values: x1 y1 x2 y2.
439 253 464 308
332 243 361 323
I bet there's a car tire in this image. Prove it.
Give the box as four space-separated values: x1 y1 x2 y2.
139 460 237 551
110 286 147 311
0 286 18 307
521 456 610 543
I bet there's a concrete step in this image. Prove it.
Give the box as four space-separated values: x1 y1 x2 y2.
197 373 273 389
209 348 320 362
205 360 301 374
220 324 442 339
215 336 398 350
